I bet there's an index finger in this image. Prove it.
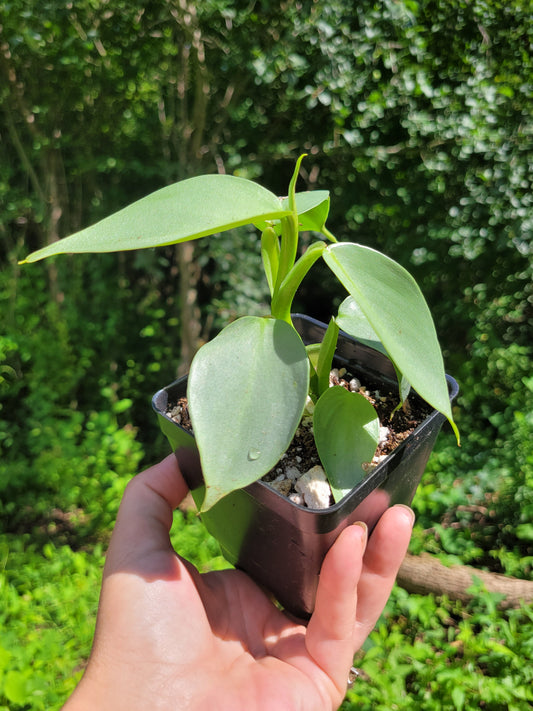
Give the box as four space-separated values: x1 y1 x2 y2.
104 453 189 574
353 504 414 647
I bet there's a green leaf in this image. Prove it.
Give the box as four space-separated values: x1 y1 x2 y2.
0 646 12 673
305 343 321 372
337 296 411 402
305 343 321 401
21 175 290 263
323 243 459 442
261 225 280 296
4 670 31 705
112 398 133 414
314 386 380 502
451 685 466 711
188 316 309 511
316 316 339 396
254 191 330 234
516 523 533 541
290 191 330 233
337 295 387 355
270 240 326 321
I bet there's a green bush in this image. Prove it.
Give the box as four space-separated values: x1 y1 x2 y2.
0 540 103 710
343 587 533 711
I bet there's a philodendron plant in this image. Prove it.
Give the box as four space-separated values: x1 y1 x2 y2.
22 156 459 511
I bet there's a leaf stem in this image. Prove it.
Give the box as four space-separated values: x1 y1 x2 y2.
271 241 326 321
321 226 338 243
316 317 340 396
261 225 280 297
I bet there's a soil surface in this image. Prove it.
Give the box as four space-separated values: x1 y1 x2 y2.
166 366 432 508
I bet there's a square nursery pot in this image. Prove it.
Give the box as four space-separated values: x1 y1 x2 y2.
152 314 458 619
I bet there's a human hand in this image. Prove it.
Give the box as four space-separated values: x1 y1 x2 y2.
64 454 414 711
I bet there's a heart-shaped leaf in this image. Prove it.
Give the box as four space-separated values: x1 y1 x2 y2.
323 243 459 442
21 175 290 263
314 386 380 502
188 316 309 511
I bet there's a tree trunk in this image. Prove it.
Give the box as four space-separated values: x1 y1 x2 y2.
176 240 201 374
162 0 212 374
397 553 533 609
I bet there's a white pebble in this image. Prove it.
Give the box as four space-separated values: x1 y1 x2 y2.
295 465 332 509
379 426 390 444
329 368 340 386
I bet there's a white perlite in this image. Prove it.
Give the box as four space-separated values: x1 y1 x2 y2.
379 425 390 444
295 465 332 509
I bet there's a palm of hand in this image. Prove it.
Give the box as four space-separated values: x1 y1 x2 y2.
93 541 354 710
65 455 413 711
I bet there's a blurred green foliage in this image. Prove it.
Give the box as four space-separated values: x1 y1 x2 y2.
1 0 531 708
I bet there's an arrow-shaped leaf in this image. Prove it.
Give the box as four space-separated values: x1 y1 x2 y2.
323 242 459 442
21 175 290 263
187 316 309 511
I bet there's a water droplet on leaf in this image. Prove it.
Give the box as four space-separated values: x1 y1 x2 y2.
248 448 261 461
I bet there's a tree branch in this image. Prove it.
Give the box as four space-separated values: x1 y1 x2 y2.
397 553 533 610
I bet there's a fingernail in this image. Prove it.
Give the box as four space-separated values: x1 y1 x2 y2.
353 521 368 546
395 504 416 526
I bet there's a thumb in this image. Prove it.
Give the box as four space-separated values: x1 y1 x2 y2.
104 453 189 576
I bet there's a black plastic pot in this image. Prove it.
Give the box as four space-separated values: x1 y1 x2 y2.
152 314 458 619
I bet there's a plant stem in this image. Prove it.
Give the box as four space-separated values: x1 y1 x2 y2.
316 317 340 396
271 241 326 321
273 154 307 295
321 225 338 243
275 213 299 296
261 225 280 297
